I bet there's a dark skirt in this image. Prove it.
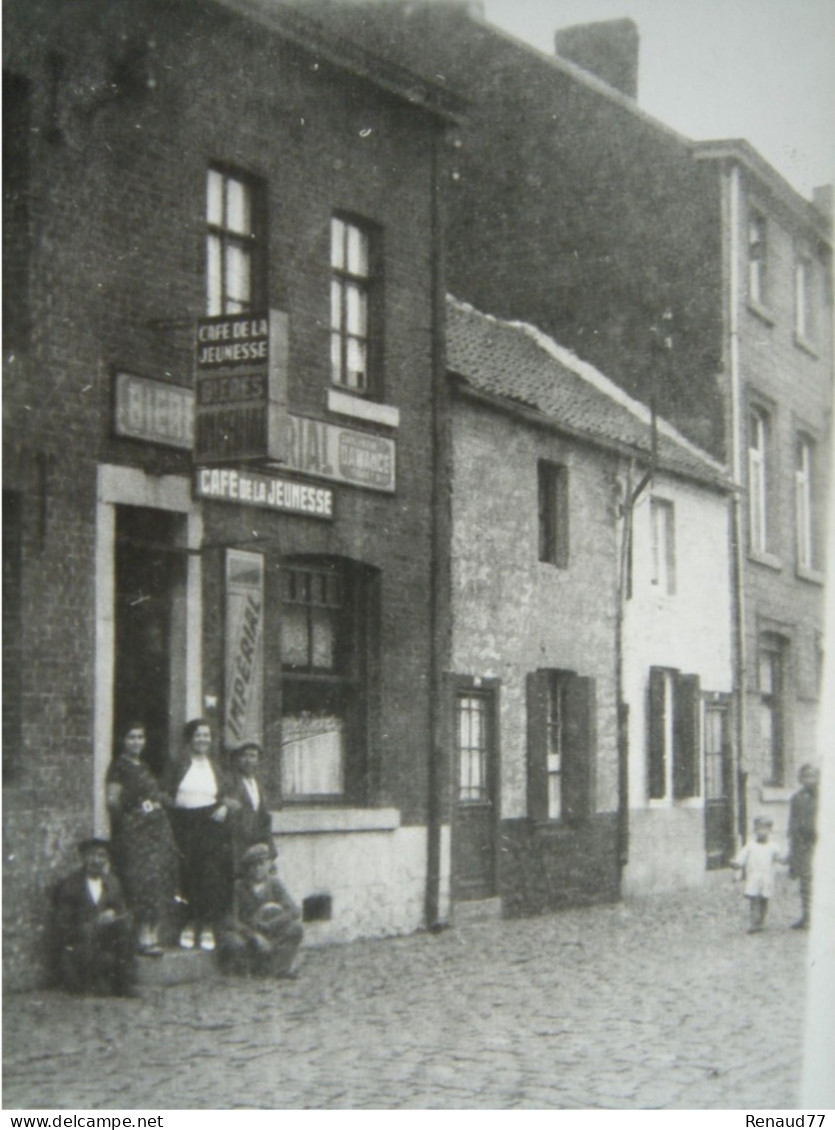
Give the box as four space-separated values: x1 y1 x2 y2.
170 806 233 927
111 808 178 924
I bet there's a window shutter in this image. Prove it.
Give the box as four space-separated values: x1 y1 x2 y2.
526 670 549 822
673 673 701 799
562 674 596 822
648 667 666 800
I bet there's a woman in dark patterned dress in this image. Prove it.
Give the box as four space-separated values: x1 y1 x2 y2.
106 722 178 956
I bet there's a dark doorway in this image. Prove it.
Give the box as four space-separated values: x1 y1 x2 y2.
114 506 186 776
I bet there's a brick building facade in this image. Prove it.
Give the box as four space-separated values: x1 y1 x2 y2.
2 0 458 987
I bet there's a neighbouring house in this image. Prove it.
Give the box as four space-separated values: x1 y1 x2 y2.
445 296 734 908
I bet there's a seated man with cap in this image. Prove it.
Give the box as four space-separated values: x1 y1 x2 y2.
218 842 303 979
52 837 138 997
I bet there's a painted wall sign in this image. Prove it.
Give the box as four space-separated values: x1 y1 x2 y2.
195 467 334 519
224 550 264 749
280 415 396 493
113 372 194 449
195 310 287 463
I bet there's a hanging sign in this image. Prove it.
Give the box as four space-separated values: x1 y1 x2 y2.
224 550 264 749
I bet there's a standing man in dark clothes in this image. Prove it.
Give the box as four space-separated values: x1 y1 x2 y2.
788 764 819 930
53 838 138 996
227 742 274 872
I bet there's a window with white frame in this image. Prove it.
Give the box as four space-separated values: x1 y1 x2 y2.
279 558 375 803
330 216 375 393
650 497 676 594
647 667 700 802
794 256 814 342
206 167 261 316
748 212 767 306
748 408 769 554
795 436 815 570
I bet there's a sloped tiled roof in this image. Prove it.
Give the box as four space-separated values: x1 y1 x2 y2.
446 296 731 490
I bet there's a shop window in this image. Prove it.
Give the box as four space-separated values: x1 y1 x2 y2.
538 461 569 567
280 558 374 803
648 667 700 802
747 211 767 307
650 497 676 594
526 669 595 822
206 166 264 316
330 215 379 394
758 638 785 786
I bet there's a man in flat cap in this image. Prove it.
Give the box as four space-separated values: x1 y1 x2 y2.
52 838 138 997
218 842 303 978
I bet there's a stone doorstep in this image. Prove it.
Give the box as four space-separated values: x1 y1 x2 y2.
452 896 503 925
136 947 219 987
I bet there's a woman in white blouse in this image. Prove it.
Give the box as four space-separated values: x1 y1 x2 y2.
164 718 239 952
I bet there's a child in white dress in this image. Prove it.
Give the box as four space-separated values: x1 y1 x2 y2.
731 816 787 933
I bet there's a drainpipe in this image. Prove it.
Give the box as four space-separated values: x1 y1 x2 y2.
728 162 747 846
425 125 450 929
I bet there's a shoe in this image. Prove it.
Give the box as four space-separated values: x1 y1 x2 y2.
179 926 196 949
747 925 763 934
791 919 809 930
199 929 216 952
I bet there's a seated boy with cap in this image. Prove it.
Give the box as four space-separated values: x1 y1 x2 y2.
218 842 303 978
52 838 138 996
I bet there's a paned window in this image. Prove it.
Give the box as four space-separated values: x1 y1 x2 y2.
795 257 814 341
331 216 374 393
280 559 373 803
650 497 675 594
795 436 815 570
759 639 785 786
206 167 261 316
748 212 767 306
457 693 489 802
748 408 768 554
527 669 595 822
648 667 700 802
538 461 569 567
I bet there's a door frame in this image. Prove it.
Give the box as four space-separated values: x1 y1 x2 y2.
94 465 203 833
448 673 501 902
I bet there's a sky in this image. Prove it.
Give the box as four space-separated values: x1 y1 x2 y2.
482 0 835 200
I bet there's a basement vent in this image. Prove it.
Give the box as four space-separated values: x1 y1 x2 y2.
303 894 332 922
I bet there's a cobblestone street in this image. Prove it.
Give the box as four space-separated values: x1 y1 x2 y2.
3 872 811 1110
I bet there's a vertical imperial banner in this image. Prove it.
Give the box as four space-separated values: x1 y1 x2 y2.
224 549 264 750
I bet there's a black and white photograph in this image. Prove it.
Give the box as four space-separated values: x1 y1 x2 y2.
2 0 834 1115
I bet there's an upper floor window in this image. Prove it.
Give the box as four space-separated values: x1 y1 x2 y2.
795 436 816 571
747 212 767 306
538 461 569 567
206 167 262 316
648 667 700 803
794 256 814 343
526 669 595 822
330 216 376 393
650 497 676 594
748 408 769 554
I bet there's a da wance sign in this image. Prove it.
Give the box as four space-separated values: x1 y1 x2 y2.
194 311 287 462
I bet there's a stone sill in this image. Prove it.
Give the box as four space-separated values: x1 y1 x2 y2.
272 807 401 835
747 300 775 327
796 564 825 586
647 798 704 810
327 388 400 429
793 333 819 359
748 549 782 572
760 787 793 804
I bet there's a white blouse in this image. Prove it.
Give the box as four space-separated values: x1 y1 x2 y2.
175 757 219 809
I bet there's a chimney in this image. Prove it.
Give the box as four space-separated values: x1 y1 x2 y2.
812 185 833 220
555 18 639 100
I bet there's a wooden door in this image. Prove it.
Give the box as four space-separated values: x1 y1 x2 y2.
704 699 733 868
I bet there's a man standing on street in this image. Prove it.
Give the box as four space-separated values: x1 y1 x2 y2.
788 764 820 930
